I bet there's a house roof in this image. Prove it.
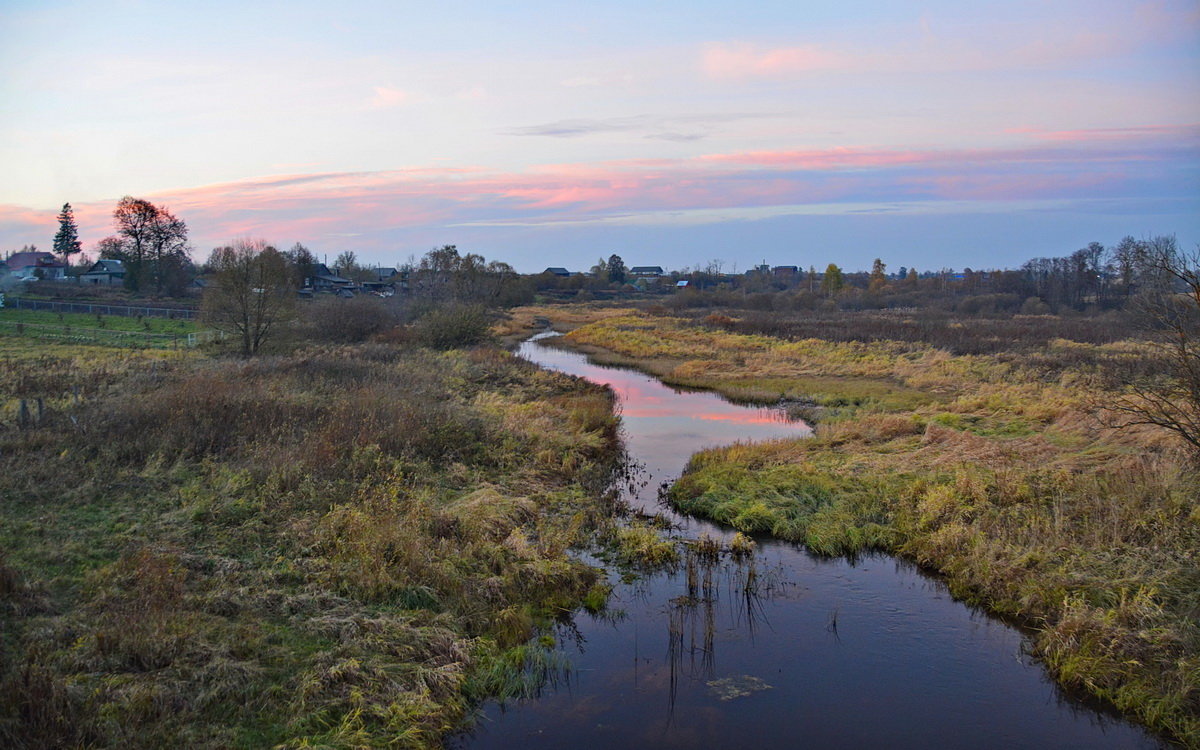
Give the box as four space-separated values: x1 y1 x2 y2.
630 266 664 274
6 251 56 269
543 267 570 275
85 259 125 274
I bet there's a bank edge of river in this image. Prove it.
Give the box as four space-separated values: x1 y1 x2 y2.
515 310 1198 749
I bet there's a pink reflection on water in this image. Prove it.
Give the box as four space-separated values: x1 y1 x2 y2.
519 335 808 438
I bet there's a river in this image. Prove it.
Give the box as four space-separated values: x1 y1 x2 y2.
452 333 1163 749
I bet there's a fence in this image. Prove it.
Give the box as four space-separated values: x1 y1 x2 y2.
3 297 198 320
0 320 211 349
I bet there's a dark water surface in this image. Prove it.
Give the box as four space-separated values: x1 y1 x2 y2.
454 333 1163 749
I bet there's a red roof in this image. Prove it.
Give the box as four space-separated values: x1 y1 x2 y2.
6 251 59 269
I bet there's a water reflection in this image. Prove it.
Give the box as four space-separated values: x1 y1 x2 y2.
453 334 1164 749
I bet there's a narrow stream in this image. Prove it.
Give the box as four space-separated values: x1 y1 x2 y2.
454 333 1164 749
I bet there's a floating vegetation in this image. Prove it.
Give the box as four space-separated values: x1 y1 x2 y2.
706 675 773 702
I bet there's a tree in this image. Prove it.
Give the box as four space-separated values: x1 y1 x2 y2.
607 254 627 285
284 243 317 288
146 205 189 294
820 263 844 296
1106 237 1200 460
334 250 362 278
868 258 887 293
410 245 529 306
52 203 82 263
201 239 296 357
111 196 190 293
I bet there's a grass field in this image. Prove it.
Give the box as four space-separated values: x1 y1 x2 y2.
0 339 622 748
0 308 200 349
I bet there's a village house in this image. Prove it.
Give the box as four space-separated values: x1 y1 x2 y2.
79 259 126 286
542 267 571 277
305 263 355 293
5 251 68 281
629 266 664 278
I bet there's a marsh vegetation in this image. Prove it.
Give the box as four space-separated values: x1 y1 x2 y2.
0 335 623 747
539 303 1198 746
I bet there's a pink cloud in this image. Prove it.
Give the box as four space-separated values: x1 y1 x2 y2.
368 86 409 109
1 126 1192 256
702 42 840 79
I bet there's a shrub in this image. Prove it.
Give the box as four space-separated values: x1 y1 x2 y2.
300 296 398 343
415 304 491 349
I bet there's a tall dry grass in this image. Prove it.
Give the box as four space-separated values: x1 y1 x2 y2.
0 340 622 748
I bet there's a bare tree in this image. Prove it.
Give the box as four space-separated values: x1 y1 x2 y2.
201 239 296 357
111 196 189 293
1106 236 1200 459
112 197 157 291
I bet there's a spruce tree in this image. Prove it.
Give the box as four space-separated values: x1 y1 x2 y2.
52 202 82 262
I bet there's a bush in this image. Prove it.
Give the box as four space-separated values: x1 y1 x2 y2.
414 304 491 349
300 296 398 343
1021 296 1051 315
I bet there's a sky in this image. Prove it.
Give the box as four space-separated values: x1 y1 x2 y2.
1 0 1198 273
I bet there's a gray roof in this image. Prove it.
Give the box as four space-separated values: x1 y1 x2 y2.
86 259 125 273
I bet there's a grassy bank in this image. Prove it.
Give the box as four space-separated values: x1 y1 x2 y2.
553 308 1199 747
0 338 621 747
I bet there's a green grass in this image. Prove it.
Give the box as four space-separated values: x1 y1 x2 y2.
0 309 200 349
0 308 197 334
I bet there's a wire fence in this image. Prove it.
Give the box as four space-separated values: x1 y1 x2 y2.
3 296 198 319
0 320 219 349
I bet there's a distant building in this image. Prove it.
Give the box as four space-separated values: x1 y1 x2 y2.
6 251 67 281
772 265 799 280
80 259 126 286
629 266 664 278
543 267 571 277
305 263 355 292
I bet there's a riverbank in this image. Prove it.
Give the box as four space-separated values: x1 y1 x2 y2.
526 305 1199 747
0 339 622 747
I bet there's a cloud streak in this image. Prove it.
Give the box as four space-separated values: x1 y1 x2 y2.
2 126 1195 259
501 112 783 139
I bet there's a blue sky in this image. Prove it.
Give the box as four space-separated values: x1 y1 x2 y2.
1 0 1197 272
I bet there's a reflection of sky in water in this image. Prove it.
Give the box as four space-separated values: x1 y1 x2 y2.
455 336 1163 750
520 335 809 517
